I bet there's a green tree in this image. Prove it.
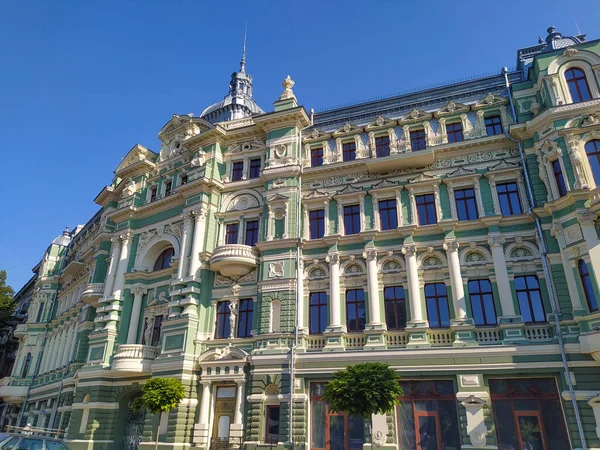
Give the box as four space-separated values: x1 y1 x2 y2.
322 362 403 450
0 270 16 329
133 377 186 450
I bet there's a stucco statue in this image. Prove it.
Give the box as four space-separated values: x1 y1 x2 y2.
144 316 153 345
228 302 237 339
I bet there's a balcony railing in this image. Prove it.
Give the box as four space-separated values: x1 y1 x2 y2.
428 329 454 346
385 331 409 348
209 244 260 278
111 344 158 374
82 283 104 307
475 328 502 345
345 334 366 348
524 324 553 342
305 335 326 350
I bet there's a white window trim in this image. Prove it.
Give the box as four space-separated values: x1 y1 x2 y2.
367 129 399 158
162 177 173 197
147 184 159 203
406 180 442 226
558 60 600 105
444 175 485 221
303 197 330 239
573 130 600 189
486 168 529 216
303 141 332 167
334 193 366 236
335 135 368 162
536 140 570 201
369 186 404 230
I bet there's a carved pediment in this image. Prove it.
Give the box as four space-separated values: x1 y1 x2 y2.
372 178 398 189
447 166 477 178
228 138 266 155
434 100 470 117
304 128 330 142
227 194 260 211
400 108 432 124
157 114 213 141
115 144 156 177
337 184 364 195
197 346 249 364
409 172 438 184
305 189 329 199
365 115 397 130
473 93 508 110
489 159 519 171
332 122 363 137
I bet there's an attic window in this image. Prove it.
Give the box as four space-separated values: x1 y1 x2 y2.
150 186 158 202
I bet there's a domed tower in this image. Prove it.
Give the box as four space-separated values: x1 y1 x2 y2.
200 34 264 123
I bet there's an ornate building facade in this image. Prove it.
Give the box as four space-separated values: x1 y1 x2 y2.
2 26 600 450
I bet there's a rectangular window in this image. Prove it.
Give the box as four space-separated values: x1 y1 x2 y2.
416 194 437 226
379 199 398 230
231 161 244 181
515 275 546 323
244 220 259 246
309 209 325 239
384 286 406 330
309 292 328 334
410 129 426 151
21 353 32 377
237 299 253 338
36 303 45 323
490 378 570 450
552 159 568 197
578 260 598 312
311 147 324 167
225 223 239 245
455 188 479 221
180 174 188 185
151 315 163 347
346 289 366 332
265 405 280 444
468 279 497 326
249 158 261 179
425 283 450 328
397 380 460 450
446 122 463 143
342 142 356 162
485 115 503 135
497 182 523 216
343 204 361 235
150 186 158 202
164 181 172 197
215 301 231 339
375 135 390 157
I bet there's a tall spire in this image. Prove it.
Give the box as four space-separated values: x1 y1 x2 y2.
240 22 247 73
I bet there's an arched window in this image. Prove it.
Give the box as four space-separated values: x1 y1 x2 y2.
565 68 592 103
153 247 174 271
585 140 600 186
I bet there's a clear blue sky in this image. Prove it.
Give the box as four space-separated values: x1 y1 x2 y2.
1 0 599 291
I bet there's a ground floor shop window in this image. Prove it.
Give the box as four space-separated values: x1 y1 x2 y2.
396 380 460 450
490 378 570 450
310 382 368 450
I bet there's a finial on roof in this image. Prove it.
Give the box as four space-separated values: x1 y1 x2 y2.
240 22 247 73
538 35 544 44
63 226 70 236
278 75 296 101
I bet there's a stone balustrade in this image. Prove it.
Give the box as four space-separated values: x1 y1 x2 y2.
209 244 259 278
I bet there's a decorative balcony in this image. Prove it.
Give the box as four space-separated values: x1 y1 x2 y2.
365 148 435 173
81 283 105 307
579 328 600 362
209 244 259 278
0 377 28 404
111 344 158 374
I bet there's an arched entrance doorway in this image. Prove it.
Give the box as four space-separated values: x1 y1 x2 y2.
115 391 146 450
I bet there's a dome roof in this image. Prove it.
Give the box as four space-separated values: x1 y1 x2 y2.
52 228 72 247
200 94 264 119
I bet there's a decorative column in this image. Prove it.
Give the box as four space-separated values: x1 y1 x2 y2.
487 236 516 318
177 213 194 279
127 287 147 344
402 245 425 325
41 336 54 373
266 206 273 241
68 319 80 363
230 380 245 439
188 208 207 277
326 253 343 332
60 325 72 367
443 241 468 322
551 225 585 315
323 200 330 236
579 211 600 295
103 237 122 297
193 381 212 446
51 328 65 370
364 249 383 329
111 233 132 300
297 260 306 334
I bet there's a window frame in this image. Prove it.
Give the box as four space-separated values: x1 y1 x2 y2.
484 115 503 136
265 405 281 444
343 204 361 235
215 301 231 339
454 187 479 221
342 141 357 162
415 193 438 226
180 174 188 185
149 186 158 202
309 209 325 239
345 289 366 332
410 129 427 151
150 315 164 347
375 135 391 158
225 222 240 245
237 298 254 338
384 286 406 330
446 122 464 143
496 181 523 216
153 247 175 271
309 292 328 335
514 275 547 324
378 199 398 231
244 220 259 246
311 147 324 167
164 180 172 197
585 139 600 188
231 161 244 182
21 352 32 377
551 159 568 197
467 279 497 326
425 283 450 328
248 158 261 179
565 67 593 103
578 259 599 312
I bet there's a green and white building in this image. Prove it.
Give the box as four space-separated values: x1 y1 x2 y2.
2 26 600 450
